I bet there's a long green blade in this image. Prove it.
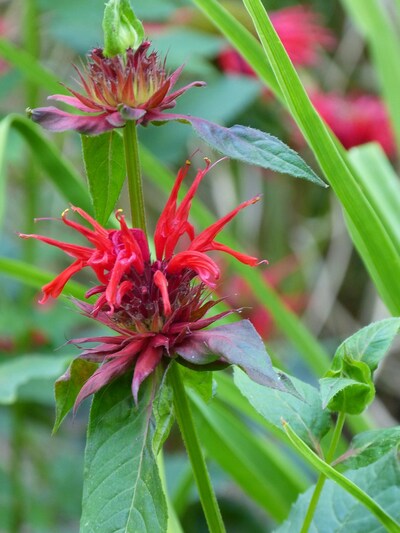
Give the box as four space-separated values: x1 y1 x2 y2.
241 0 400 315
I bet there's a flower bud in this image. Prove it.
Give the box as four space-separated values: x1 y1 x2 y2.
102 0 144 57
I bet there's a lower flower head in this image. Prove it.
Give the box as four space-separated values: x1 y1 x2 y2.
20 159 263 405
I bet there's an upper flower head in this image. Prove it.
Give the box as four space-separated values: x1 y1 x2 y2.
20 160 262 404
28 42 205 135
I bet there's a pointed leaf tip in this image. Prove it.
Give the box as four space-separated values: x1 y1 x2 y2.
188 118 327 187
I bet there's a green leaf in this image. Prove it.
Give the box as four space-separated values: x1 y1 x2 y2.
0 114 92 227
337 427 400 470
152 369 175 456
189 391 307 521
81 132 126 225
53 358 98 434
0 354 71 405
179 367 214 403
319 371 375 415
80 375 167 533
176 320 286 391
276 449 400 533
333 318 400 373
103 0 144 56
234 367 331 449
189 118 326 186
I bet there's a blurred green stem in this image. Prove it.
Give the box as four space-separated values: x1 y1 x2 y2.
10 405 24 533
123 120 147 234
169 363 226 533
23 0 40 263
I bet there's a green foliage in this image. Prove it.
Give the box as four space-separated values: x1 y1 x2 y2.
0 114 92 227
320 318 400 414
81 132 126 225
152 368 175 456
0 354 71 405
80 375 167 533
53 359 98 434
189 119 326 186
234 367 331 449
277 449 400 533
190 390 307 521
0 258 87 300
337 428 400 470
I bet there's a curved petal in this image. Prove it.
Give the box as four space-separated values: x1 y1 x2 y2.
40 260 86 303
29 106 119 135
131 344 163 404
167 250 220 287
48 94 99 113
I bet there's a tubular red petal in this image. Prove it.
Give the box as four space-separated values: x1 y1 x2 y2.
153 270 172 316
210 242 260 266
189 195 261 253
39 260 85 303
154 160 191 259
167 250 220 287
18 232 92 260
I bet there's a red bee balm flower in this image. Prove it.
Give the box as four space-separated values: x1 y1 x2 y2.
218 6 335 76
29 41 205 135
20 160 262 406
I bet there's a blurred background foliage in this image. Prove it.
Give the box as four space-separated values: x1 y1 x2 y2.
0 0 399 531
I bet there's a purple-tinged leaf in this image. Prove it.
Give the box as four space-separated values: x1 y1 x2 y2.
189 118 327 187
176 319 286 391
53 358 98 433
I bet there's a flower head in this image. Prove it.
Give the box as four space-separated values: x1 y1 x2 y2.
20 160 261 405
218 6 334 76
28 42 205 135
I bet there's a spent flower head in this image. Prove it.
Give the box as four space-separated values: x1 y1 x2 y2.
20 160 262 405
28 42 205 135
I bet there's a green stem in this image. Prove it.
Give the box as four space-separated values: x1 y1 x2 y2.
169 363 226 533
284 420 400 533
10 405 24 533
300 411 346 533
122 120 147 233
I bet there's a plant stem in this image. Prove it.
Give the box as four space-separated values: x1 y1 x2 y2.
10 405 24 533
284 419 400 533
300 411 346 533
169 363 226 533
122 120 147 233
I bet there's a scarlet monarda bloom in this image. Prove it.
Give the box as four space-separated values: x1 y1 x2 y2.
218 6 335 76
20 160 262 405
29 41 205 135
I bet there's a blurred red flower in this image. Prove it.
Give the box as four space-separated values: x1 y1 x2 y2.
291 91 396 157
218 5 335 76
